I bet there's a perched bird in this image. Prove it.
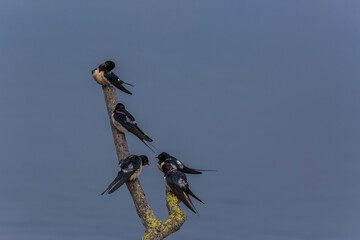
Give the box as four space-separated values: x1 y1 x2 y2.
112 103 155 152
101 155 149 195
91 60 134 95
162 164 204 214
157 152 216 174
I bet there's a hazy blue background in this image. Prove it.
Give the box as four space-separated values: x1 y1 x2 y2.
1 1 360 239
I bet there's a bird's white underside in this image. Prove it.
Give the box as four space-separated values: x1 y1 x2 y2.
92 68 110 86
130 164 142 181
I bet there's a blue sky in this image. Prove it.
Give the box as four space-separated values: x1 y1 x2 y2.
1 1 360 239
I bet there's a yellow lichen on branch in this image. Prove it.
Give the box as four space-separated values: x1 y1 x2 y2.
142 192 187 240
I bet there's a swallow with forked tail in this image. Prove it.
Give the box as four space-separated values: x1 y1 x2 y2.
162 164 204 214
112 103 155 152
91 60 134 95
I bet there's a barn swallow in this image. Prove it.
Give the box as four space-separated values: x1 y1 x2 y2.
101 155 149 195
162 164 204 214
157 152 216 174
91 60 134 95
112 103 155 152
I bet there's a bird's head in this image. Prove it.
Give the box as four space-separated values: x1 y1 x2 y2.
156 152 171 163
98 60 115 72
115 103 125 111
140 155 149 166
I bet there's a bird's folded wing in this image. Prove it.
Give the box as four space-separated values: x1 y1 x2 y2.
104 72 132 95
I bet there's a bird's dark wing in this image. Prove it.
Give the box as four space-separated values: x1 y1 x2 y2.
122 109 136 122
166 172 197 213
104 72 132 95
113 110 136 130
101 171 125 195
113 111 130 126
180 165 203 174
165 159 203 174
120 110 153 142
173 158 216 174
134 126 153 142
181 165 217 174
107 174 129 194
